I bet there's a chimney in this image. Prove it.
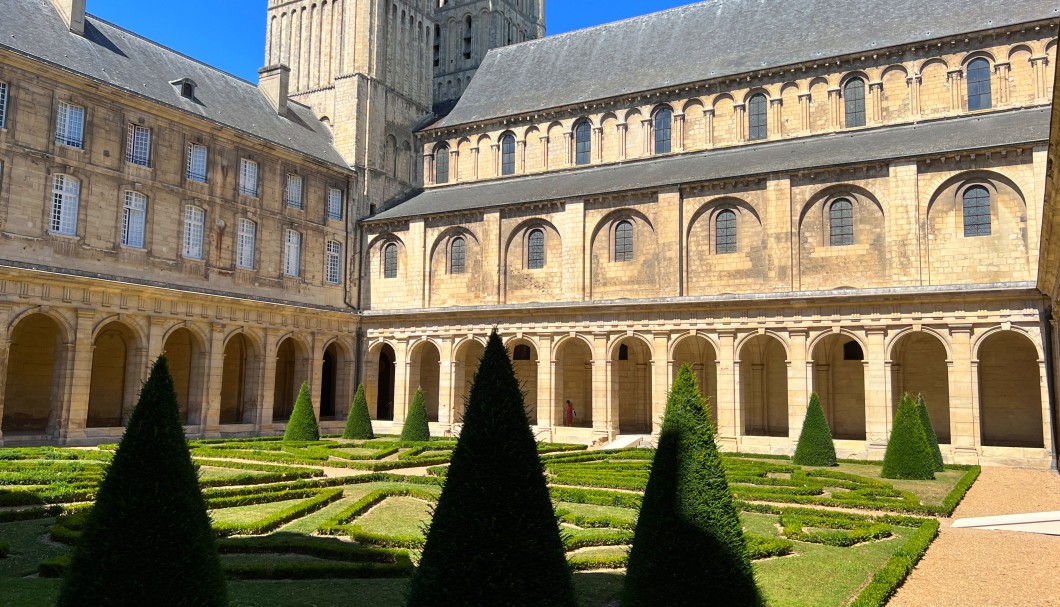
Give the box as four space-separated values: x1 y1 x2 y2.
258 65 291 116
51 0 86 35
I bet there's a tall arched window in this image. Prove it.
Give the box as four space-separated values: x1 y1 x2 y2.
748 94 768 141
967 58 992 111
383 243 398 278
829 199 854 246
449 236 466 274
844 78 866 128
716 209 737 254
527 228 545 269
435 144 450 184
574 121 591 166
501 133 516 176
654 107 672 154
614 220 634 262
963 186 991 236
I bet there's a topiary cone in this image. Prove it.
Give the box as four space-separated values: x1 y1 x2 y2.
283 381 320 442
792 392 838 467
342 384 374 440
408 330 575 607
881 393 936 480
622 364 763 607
916 394 944 472
58 356 228 606
400 387 431 442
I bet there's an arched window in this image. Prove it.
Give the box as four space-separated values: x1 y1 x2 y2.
383 243 398 278
618 344 629 361
716 209 737 254
654 107 672 154
748 94 768 141
574 121 591 166
435 144 450 184
829 199 854 246
513 344 531 360
614 220 634 262
844 78 866 128
967 58 992 111
501 133 516 176
527 228 545 269
449 236 466 274
963 186 991 236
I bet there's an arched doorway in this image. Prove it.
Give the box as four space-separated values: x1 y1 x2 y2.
376 345 395 420
320 343 348 421
87 322 140 428
220 333 257 424
453 339 485 422
613 337 652 434
890 332 950 443
408 341 440 422
163 328 204 426
672 335 718 422
811 334 866 440
554 338 592 428
2 314 63 435
740 334 788 437
273 337 309 422
510 340 538 424
978 331 1044 448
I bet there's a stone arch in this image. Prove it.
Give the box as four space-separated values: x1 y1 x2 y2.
918 58 950 116
623 109 643 158
476 133 494 178
2 313 66 435
686 197 767 293
977 330 1044 448
87 321 142 428
739 333 788 437
880 64 911 122
1007 45 1036 104
162 327 206 426
671 333 718 421
546 120 566 169
429 226 484 306
220 332 260 425
798 185 887 290
368 340 397 420
503 218 562 303
611 335 652 434
681 98 705 150
553 335 593 428
807 77 830 131
889 330 950 442
741 87 771 105
321 340 352 421
505 336 539 424
712 94 737 146
809 332 866 440
453 337 487 422
272 335 310 423
367 233 407 281
407 339 441 423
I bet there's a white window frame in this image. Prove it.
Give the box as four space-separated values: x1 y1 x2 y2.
0 81 8 129
285 174 304 209
325 241 342 284
50 174 80 236
236 218 256 269
126 124 151 167
327 188 343 220
182 206 205 260
283 229 302 277
55 101 85 149
187 144 208 183
239 158 258 197
121 191 148 248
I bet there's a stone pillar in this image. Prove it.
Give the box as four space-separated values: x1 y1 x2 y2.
948 325 977 463
60 310 95 444
1031 56 1048 99
469 147 479 180
651 333 669 435
146 317 167 366
437 337 454 428
450 149 459 181
392 340 410 423
258 330 278 434
591 333 610 441
0 330 9 444
308 334 325 419
490 143 499 176
994 62 1011 104
202 323 226 437
617 123 627 160
787 329 808 444
947 69 964 111
423 153 433 185
536 334 554 433
516 139 526 173
716 331 738 449
770 98 783 137
864 327 889 457
907 73 922 117
673 113 685 151
827 88 841 129
563 131 572 166
869 81 884 124
798 92 811 132
641 118 652 155
704 108 715 148
733 103 746 141
540 136 549 171
592 127 603 162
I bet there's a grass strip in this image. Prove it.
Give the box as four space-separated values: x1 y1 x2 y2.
212 488 344 536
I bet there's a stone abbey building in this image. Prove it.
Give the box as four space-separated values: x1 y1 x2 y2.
0 0 1058 469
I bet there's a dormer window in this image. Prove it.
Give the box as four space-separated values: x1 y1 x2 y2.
170 78 197 100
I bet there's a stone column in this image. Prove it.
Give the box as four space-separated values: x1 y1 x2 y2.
704 108 715 148
437 337 454 428
869 81 884 124
673 113 685 151
1031 56 1048 99
798 92 811 132
994 62 1011 104
827 88 841 129
787 329 808 444
563 131 572 166
490 143 499 176
258 330 278 434
202 323 226 437
770 98 783 137
0 332 9 444
540 136 549 170
947 69 964 111
733 103 746 141
60 310 95 444
907 74 922 117
716 330 738 449
450 149 459 181
392 340 410 423
591 333 610 441
592 127 603 162
948 325 977 463
651 333 669 435
422 153 433 185
536 334 554 434
864 327 889 458
471 147 479 180
516 139 526 173
308 334 325 419
641 119 652 155
617 123 627 160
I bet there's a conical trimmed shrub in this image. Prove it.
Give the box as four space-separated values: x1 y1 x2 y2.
400 388 431 442
283 381 320 442
881 393 935 480
916 394 944 472
792 392 837 467
407 330 575 607
622 364 762 607
57 356 228 606
342 384 374 440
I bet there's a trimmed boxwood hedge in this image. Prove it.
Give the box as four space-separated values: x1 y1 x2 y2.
882 393 936 480
342 384 375 440
849 520 941 607
792 393 838 467
400 388 431 442
212 488 344 536
916 394 945 472
283 382 321 442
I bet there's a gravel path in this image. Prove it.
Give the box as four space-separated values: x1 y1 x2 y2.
888 467 1060 607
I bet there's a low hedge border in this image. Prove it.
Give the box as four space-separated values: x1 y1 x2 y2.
318 487 438 535
562 528 634 550
0 448 111 462
779 512 893 547
567 554 627 571
212 488 344 536
326 446 401 461
849 520 941 607
217 534 405 564
548 486 642 510
0 504 65 523
938 466 980 516
221 559 412 580
206 488 332 510
745 533 796 559
554 508 636 531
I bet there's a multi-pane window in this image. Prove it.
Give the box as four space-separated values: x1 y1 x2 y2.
285 174 304 209
748 94 768 141
844 78 866 128
327 188 343 220
186 144 208 182
574 121 591 166
449 236 466 274
125 124 151 166
383 243 398 278
121 191 147 248
435 145 449 184
654 107 672 154
50 174 80 235
236 218 256 269
963 186 991 237
326 241 342 284
716 209 737 254
283 229 302 276
182 206 205 259
527 228 545 269
55 101 85 148
967 58 992 111
614 220 634 262
829 199 854 246
239 158 259 197
501 133 516 176
0 81 8 129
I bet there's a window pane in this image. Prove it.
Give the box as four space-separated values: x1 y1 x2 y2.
654 108 672 154
187 144 207 182
384 243 398 278
0 81 8 129
51 175 80 235
237 219 256 269
55 102 85 148
183 206 205 259
716 210 737 254
326 241 342 284
527 229 545 269
284 230 302 276
286 174 303 209
963 186 991 237
967 58 992 111
844 79 866 128
829 199 854 246
327 188 343 219
501 134 516 176
575 121 591 165
450 237 466 274
748 95 768 141
615 221 633 262
239 159 258 196
121 191 147 248
126 125 151 166
435 146 449 184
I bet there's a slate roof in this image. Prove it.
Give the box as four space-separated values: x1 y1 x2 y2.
436 0 1060 129
372 107 1051 221
0 0 347 168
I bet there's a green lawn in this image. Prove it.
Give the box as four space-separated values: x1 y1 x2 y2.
355 497 432 538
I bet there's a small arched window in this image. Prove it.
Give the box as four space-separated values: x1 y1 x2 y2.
614 220 634 262
654 107 672 154
963 186 991 236
844 78 866 128
383 243 398 279
967 58 992 111
716 209 737 254
513 344 531 361
829 199 854 246
574 121 592 166
501 133 516 176
527 228 545 269
618 344 629 361
435 144 450 184
449 236 466 274
748 94 768 141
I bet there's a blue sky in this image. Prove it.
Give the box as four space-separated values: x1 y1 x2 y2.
84 0 700 82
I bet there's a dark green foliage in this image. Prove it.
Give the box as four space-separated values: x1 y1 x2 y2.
849 520 940 607
792 393 838 467
622 365 763 607
400 388 431 442
57 356 228 606
283 382 320 442
881 393 936 480
408 330 575 607
916 394 944 472
343 384 375 439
